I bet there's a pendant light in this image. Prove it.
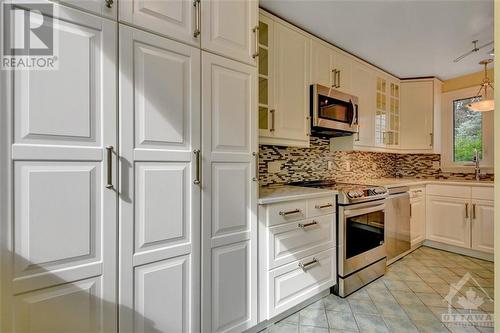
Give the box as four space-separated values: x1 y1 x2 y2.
467 59 494 112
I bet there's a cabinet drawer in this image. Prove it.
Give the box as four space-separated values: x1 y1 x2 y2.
268 249 335 318
409 187 425 199
307 196 336 217
268 215 335 269
267 200 307 226
472 186 493 200
426 184 471 198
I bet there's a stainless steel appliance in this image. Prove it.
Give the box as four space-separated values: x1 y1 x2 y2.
289 180 388 297
385 186 411 265
310 84 359 137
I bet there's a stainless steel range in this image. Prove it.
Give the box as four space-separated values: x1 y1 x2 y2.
289 180 388 297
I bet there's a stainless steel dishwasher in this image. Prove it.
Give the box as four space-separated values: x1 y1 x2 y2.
385 186 411 264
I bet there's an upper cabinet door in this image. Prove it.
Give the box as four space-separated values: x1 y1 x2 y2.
119 0 200 47
400 80 434 150
5 5 117 332
201 0 258 66
351 61 375 147
310 40 333 87
332 50 352 93
273 22 310 147
58 0 117 19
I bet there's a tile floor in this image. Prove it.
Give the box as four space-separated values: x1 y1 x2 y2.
262 246 494 333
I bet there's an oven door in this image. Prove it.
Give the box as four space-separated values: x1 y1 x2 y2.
339 201 386 277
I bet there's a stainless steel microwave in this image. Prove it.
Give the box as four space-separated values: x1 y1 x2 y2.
310 84 359 137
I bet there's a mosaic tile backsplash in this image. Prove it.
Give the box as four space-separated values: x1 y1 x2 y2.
258 137 494 185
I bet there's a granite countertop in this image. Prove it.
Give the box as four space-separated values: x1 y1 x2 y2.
351 178 494 188
258 185 337 204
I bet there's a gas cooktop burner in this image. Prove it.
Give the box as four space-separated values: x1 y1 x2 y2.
288 180 388 204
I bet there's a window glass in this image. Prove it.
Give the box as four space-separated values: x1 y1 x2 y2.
453 97 482 162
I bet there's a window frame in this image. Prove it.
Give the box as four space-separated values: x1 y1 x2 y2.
452 96 483 163
441 86 494 172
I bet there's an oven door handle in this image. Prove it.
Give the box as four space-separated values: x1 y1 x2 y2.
344 203 385 218
349 99 356 127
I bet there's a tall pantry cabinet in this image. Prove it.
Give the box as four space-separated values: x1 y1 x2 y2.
1 1 258 332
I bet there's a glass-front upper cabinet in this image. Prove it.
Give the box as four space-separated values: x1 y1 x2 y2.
375 76 400 147
258 15 274 137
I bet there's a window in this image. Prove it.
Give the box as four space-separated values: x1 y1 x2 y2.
453 96 482 162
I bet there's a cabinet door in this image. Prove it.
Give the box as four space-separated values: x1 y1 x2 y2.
274 22 310 147
351 61 375 146
58 0 116 19
426 196 470 248
201 0 258 66
310 40 333 87
202 52 258 333
119 0 200 47
400 80 434 150
119 25 201 332
258 15 275 138
4 5 117 332
471 200 494 253
332 50 352 93
410 198 425 246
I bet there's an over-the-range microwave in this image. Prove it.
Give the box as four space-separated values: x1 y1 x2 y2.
310 84 359 137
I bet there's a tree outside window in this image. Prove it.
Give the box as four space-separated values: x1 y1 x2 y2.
453 97 482 162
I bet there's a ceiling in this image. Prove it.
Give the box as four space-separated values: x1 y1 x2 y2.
259 0 494 80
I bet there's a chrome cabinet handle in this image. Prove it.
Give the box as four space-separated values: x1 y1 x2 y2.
331 69 336 87
270 109 275 132
252 152 258 182
298 221 318 229
430 133 433 147
193 0 201 37
279 209 302 216
409 203 412 218
465 203 469 219
472 203 476 219
315 203 333 209
299 258 319 271
252 26 259 58
105 146 113 189
193 149 201 185
337 70 341 88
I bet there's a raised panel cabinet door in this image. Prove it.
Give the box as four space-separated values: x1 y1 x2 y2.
410 198 425 246
310 40 333 87
201 0 258 66
58 0 117 19
201 51 258 333
426 196 471 248
4 5 117 332
119 25 201 332
351 61 375 146
274 22 310 146
119 0 200 47
471 200 494 253
400 80 434 150
332 50 352 93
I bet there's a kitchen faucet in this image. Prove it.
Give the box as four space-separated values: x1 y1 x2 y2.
473 148 481 181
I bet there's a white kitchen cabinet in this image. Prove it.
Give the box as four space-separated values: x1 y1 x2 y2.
258 15 275 139
409 188 425 247
119 0 200 47
471 200 494 254
426 195 471 248
2 4 117 331
260 20 310 147
58 0 116 18
310 40 351 93
201 0 258 65
332 50 352 93
119 25 201 332
201 52 258 333
351 61 375 147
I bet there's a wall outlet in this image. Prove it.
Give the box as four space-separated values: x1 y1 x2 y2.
345 161 351 172
268 161 283 174
432 161 440 169
327 161 334 170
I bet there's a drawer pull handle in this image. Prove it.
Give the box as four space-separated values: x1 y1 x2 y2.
298 221 318 229
299 258 319 271
279 209 302 216
315 203 333 209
